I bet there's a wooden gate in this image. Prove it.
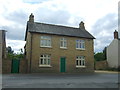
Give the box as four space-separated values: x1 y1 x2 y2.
11 59 20 73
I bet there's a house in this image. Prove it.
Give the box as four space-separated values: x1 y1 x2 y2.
24 13 95 73
0 30 6 73
107 30 120 68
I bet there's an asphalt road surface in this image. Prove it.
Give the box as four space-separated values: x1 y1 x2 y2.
2 73 119 88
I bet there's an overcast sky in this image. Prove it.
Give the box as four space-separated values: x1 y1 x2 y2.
0 0 119 53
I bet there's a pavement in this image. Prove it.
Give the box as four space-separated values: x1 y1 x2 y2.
2 71 119 88
95 70 120 73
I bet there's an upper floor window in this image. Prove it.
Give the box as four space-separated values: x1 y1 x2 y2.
76 56 85 67
40 36 51 47
76 40 85 50
39 54 51 67
60 38 67 48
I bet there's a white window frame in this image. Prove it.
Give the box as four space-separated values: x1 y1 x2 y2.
76 56 85 67
39 54 51 67
76 40 85 50
60 38 67 49
40 36 51 47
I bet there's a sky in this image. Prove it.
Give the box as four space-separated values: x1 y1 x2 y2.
0 0 119 53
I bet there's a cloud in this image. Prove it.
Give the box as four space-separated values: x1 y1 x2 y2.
35 9 71 26
0 0 119 53
91 13 118 52
2 25 26 40
6 39 25 53
1 11 28 40
118 2 120 37
3 11 27 24
92 13 117 34
23 0 51 4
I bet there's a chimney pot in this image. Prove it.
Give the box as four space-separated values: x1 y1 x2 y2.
29 13 34 22
79 21 85 29
114 30 118 39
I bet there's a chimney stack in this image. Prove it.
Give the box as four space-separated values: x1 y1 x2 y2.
79 21 85 30
114 30 118 39
29 13 34 22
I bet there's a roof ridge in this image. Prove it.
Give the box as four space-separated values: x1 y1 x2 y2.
26 21 95 39
34 22 80 30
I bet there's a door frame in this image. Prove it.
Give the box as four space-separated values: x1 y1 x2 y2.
60 57 66 72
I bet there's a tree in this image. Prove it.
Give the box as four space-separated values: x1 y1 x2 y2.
94 47 107 61
103 47 107 60
94 52 105 61
7 46 14 54
7 46 24 60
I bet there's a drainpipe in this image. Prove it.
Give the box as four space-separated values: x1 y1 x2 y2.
29 33 33 73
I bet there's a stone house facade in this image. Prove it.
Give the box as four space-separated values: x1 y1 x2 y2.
24 14 95 73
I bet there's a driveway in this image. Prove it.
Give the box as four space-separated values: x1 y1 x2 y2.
2 72 119 88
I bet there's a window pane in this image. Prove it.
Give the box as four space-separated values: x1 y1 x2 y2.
48 40 51 46
40 40 43 46
83 60 85 66
48 59 50 65
83 43 85 48
80 43 82 48
76 56 79 59
44 59 46 64
45 55 47 57
48 55 50 58
79 56 81 58
45 40 47 46
76 60 78 65
60 41 63 47
76 42 79 48
80 60 81 65
64 41 67 47
81 56 84 59
41 59 43 64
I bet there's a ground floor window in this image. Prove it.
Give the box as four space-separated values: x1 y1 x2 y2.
39 54 51 67
76 56 85 67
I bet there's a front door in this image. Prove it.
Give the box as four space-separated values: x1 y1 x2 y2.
60 57 66 72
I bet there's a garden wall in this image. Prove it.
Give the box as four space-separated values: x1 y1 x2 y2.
95 60 108 70
2 58 27 74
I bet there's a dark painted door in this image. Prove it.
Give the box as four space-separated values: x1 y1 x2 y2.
60 57 66 72
11 59 20 73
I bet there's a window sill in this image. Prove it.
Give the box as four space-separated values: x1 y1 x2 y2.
76 66 86 68
76 48 85 50
60 47 67 49
40 46 52 48
39 65 52 68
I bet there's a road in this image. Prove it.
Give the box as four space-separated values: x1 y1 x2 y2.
2 72 119 88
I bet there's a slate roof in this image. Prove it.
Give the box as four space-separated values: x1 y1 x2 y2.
25 21 95 40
